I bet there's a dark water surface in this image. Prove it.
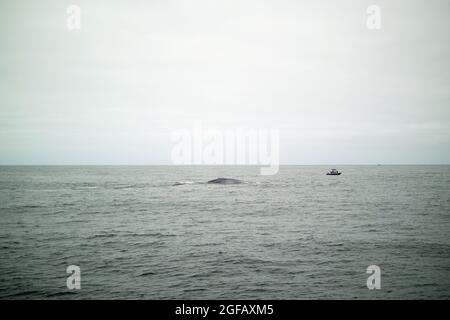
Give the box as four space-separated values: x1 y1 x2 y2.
0 165 449 299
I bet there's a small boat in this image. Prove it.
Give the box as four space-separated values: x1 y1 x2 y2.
326 169 341 175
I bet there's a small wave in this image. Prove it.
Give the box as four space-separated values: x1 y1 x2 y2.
112 184 148 190
45 291 78 298
62 203 75 206
171 179 254 186
172 181 196 186
87 233 116 239
17 205 43 209
133 232 176 237
87 232 176 239
2 290 43 298
182 288 208 293
75 185 98 190
138 271 156 276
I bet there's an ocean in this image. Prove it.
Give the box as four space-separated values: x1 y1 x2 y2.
0 165 449 299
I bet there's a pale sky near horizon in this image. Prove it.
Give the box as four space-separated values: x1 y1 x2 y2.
1 0 449 165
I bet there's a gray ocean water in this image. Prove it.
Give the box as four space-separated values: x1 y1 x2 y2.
0 165 449 299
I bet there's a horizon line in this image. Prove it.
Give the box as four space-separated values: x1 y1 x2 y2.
0 164 449 166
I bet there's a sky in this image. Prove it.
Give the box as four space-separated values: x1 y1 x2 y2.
0 0 449 165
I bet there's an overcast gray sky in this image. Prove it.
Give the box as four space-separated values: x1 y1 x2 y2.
1 0 449 164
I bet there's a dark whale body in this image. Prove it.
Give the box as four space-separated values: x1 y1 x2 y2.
207 178 243 185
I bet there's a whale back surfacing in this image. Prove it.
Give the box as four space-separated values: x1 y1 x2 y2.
207 178 243 185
